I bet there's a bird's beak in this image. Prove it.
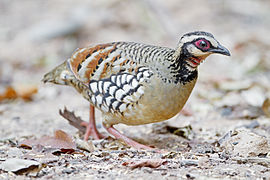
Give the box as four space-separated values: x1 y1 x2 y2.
42 72 54 83
210 44 231 56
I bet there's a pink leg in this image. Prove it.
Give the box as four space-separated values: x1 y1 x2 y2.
80 104 103 140
104 125 156 150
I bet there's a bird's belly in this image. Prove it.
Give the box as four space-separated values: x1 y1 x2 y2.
103 77 197 126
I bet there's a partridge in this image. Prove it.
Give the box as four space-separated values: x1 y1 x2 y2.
42 31 230 150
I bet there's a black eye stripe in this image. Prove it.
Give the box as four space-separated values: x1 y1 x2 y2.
181 38 215 54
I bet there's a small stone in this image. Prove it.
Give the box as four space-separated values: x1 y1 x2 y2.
220 129 270 157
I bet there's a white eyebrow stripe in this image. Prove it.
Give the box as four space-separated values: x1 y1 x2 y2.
204 37 219 47
181 35 219 48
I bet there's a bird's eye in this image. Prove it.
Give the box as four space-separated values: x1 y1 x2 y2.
195 39 210 50
60 71 69 80
200 41 207 47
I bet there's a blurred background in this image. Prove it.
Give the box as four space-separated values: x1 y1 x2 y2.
0 0 270 140
1 1 270 178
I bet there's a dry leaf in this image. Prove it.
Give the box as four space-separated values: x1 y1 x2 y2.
19 130 76 153
75 138 95 152
0 158 42 175
262 98 270 117
122 159 167 169
167 125 194 140
0 86 17 101
152 123 194 140
23 147 59 164
0 85 38 102
59 107 86 134
15 84 38 101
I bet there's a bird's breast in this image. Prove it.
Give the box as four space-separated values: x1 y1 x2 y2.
104 75 197 126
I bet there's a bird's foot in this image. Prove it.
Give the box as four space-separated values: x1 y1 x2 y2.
80 121 104 140
105 125 161 152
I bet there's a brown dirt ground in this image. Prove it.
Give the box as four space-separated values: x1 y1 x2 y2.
1 0 270 179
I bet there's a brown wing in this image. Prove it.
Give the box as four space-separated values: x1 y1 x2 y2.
67 42 138 85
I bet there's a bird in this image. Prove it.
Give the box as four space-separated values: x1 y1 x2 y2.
42 31 230 150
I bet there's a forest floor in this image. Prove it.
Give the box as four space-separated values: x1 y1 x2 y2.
0 0 270 179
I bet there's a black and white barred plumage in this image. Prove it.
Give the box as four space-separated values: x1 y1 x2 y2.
88 67 153 114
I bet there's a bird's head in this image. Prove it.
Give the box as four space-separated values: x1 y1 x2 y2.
174 31 230 70
42 61 74 85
